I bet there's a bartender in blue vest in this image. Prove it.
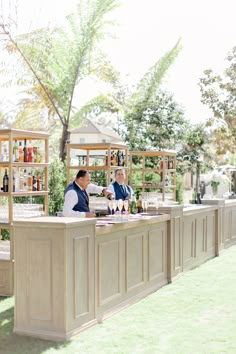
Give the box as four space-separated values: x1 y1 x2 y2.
63 170 113 218
107 168 134 200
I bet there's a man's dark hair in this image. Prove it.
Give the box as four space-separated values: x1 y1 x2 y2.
76 170 89 179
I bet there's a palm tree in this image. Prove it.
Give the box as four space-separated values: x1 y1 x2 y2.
0 0 119 161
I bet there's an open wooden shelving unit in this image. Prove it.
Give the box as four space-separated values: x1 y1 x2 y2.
129 150 177 201
66 142 129 185
0 128 49 296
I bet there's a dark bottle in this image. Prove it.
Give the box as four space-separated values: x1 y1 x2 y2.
107 193 114 200
3 169 9 192
13 173 15 192
32 175 37 191
117 150 121 166
137 196 143 213
23 139 28 162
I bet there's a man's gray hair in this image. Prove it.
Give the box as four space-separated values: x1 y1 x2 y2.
114 168 125 176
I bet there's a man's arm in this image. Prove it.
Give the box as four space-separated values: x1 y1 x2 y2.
86 183 114 198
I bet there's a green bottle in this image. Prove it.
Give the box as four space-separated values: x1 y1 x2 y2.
130 194 137 214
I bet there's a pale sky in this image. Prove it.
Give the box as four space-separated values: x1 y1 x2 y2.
1 0 236 123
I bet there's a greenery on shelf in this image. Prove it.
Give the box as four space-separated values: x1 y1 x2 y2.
0 228 10 240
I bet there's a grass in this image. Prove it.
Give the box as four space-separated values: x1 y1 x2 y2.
1 246 236 353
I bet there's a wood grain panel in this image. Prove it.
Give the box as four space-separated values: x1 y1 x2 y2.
28 239 52 321
74 236 89 317
98 239 121 306
126 233 145 292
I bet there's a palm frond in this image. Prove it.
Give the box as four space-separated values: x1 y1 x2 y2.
127 38 182 110
70 93 121 128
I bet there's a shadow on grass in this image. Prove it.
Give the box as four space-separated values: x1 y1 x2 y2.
0 297 70 354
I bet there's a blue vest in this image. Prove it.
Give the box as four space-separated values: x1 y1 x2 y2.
113 181 131 200
64 181 89 212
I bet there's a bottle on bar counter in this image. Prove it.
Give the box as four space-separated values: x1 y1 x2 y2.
130 194 137 214
137 195 143 213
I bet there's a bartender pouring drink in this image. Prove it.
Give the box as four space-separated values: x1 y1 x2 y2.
107 168 134 200
63 170 113 218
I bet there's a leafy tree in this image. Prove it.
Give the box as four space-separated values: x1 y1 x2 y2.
0 0 119 161
177 124 212 193
116 39 188 150
48 156 67 215
199 46 236 154
122 89 188 151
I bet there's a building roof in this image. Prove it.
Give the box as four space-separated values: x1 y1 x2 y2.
70 119 121 141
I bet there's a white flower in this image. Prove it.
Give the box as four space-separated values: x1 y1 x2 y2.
205 170 231 185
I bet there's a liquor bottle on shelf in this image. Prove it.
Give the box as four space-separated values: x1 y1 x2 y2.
27 141 34 163
23 139 28 162
33 146 38 162
110 151 115 166
2 146 9 162
13 140 19 162
117 150 122 166
18 142 24 162
12 173 15 192
19 169 24 191
23 169 28 191
105 152 108 166
32 175 37 191
121 151 125 166
27 172 33 191
14 170 20 192
36 173 42 191
168 159 173 169
2 168 9 192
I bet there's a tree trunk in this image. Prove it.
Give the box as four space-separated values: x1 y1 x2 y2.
60 123 70 162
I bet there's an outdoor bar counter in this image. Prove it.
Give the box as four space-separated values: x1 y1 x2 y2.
13 213 170 341
12 200 236 341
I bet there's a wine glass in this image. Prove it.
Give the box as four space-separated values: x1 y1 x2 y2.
108 200 113 215
123 200 129 220
142 199 148 213
117 199 123 220
111 199 117 217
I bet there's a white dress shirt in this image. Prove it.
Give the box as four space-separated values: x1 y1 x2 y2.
107 183 134 198
62 182 104 217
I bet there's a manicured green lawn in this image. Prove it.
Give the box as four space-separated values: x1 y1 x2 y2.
1 246 236 353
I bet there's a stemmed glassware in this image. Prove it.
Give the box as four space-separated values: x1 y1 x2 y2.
108 200 113 215
142 199 148 213
111 199 117 217
117 199 123 220
123 200 129 220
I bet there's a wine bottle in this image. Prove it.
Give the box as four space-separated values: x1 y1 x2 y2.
18 142 24 162
2 169 9 192
28 172 33 191
130 194 137 214
23 139 28 162
32 175 37 191
137 196 143 213
13 140 19 162
27 140 33 163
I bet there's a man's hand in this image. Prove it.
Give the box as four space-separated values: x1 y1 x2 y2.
102 189 114 199
85 212 96 218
